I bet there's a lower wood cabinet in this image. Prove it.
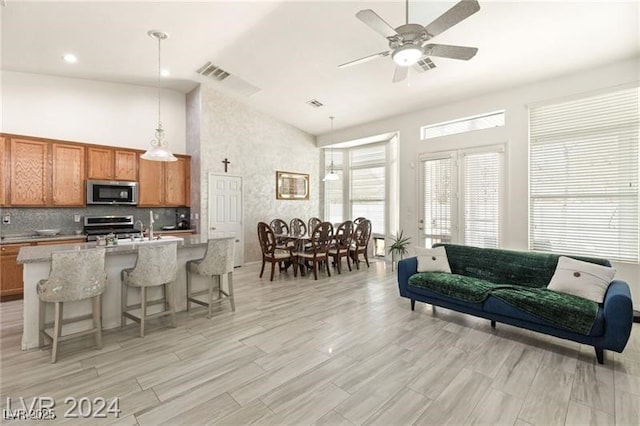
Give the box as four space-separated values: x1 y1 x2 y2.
0 238 86 300
0 243 30 298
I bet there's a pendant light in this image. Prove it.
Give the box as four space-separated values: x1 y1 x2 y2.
323 116 339 182
141 30 177 162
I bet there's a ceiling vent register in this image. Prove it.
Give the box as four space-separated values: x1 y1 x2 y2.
196 61 231 81
414 57 436 72
306 99 324 108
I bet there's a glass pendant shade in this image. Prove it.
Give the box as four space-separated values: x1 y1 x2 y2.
143 30 177 162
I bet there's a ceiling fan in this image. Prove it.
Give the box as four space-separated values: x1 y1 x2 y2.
339 0 481 83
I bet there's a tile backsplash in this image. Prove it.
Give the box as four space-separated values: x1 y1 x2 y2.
0 206 190 236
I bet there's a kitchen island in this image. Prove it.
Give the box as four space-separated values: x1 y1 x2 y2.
16 235 227 350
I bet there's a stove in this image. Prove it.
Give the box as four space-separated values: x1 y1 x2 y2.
83 215 139 241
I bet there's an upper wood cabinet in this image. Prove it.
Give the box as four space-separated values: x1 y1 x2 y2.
9 138 49 206
87 147 138 181
0 137 6 206
1 133 189 208
165 157 190 207
114 150 138 181
138 157 164 206
52 143 85 206
139 155 190 207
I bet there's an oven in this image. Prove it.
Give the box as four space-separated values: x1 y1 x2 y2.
83 215 139 241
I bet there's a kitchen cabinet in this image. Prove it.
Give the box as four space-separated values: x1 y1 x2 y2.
0 136 6 206
9 138 49 206
139 155 190 207
87 147 138 181
52 143 85 206
114 149 138 181
0 243 30 298
165 156 190 207
0 238 87 300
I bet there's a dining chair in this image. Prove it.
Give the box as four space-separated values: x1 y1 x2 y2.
350 219 372 269
258 222 294 281
121 242 178 337
270 218 290 249
353 217 367 225
186 237 236 318
289 218 307 237
308 217 322 234
329 220 354 274
37 248 107 363
294 222 334 280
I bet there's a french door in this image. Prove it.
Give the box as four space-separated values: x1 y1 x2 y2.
419 145 504 248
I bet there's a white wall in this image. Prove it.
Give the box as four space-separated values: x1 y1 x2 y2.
1 71 186 153
194 83 319 263
318 57 640 305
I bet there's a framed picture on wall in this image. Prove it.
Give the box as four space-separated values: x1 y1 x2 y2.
276 171 309 200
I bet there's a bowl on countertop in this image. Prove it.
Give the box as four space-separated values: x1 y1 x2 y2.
35 229 61 236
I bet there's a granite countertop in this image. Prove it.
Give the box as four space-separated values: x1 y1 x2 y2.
16 234 207 264
0 233 87 245
1 228 196 245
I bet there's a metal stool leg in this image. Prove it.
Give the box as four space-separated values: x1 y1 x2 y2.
93 295 103 349
140 287 146 337
51 302 63 363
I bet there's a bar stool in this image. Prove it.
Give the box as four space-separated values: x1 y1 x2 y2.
121 243 178 337
37 248 107 363
186 237 235 317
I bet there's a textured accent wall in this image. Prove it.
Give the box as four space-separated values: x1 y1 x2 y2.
195 84 319 263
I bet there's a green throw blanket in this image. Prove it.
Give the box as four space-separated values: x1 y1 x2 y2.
409 272 598 335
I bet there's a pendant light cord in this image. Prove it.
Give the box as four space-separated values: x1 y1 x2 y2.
157 34 162 128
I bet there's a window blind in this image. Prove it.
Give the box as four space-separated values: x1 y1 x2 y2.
530 87 639 262
351 166 385 234
422 157 453 247
464 152 500 248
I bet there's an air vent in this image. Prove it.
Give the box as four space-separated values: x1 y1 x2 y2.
414 58 436 73
195 61 261 97
306 99 324 108
196 61 230 81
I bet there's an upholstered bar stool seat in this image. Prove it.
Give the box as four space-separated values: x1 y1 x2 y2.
121 243 178 337
37 248 107 363
186 237 236 318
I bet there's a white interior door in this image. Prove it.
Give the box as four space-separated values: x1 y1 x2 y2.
208 173 244 266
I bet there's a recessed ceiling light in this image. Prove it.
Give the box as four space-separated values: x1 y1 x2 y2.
160 69 170 77
62 54 78 63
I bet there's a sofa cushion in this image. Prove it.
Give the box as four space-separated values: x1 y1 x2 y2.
434 244 611 289
415 246 451 273
408 272 599 335
483 295 605 337
547 256 616 303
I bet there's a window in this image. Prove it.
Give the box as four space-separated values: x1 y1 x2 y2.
421 146 503 248
420 110 505 140
323 149 343 225
529 87 639 262
323 143 387 235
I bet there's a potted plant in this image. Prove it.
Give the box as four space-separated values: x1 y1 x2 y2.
389 230 411 270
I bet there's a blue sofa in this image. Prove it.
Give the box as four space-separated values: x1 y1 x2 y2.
397 244 634 364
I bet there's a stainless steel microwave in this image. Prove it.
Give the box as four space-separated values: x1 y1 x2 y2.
86 180 138 205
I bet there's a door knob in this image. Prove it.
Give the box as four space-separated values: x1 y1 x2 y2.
210 227 216 230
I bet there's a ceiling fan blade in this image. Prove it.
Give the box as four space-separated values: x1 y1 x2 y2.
338 50 390 68
424 44 478 60
356 9 398 39
392 66 409 83
424 0 480 39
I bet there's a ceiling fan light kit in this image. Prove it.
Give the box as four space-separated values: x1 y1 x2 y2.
392 44 423 66
341 0 481 82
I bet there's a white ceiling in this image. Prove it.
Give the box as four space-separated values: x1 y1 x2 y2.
2 1 639 136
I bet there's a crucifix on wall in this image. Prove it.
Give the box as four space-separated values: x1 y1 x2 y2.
222 158 231 173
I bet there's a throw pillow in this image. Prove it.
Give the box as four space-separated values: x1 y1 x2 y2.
547 256 616 303
415 246 451 273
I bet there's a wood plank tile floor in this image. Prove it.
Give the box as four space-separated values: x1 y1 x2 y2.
1 260 639 425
